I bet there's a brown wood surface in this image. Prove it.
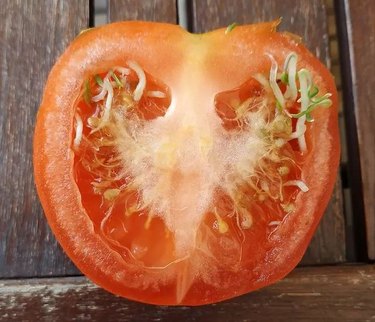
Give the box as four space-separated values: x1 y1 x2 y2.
0 0 89 277
0 0 353 281
0 265 374 321
340 0 375 260
108 0 177 22
190 0 346 265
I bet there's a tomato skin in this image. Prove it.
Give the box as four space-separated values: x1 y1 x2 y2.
34 21 339 305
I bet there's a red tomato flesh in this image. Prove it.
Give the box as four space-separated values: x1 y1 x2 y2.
34 21 339 305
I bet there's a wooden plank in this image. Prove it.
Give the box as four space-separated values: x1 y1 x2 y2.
108 0 177 23
336 0 375 259
0 0 89 277
301 178 346 265
1 265 374 321
190 0 346 265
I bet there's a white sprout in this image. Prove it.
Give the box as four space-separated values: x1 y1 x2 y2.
114 66 131 76
92 85 107 102
283 52 298 101
268 220 281 226
267 54 285 109
91 78 114 133
128 60 146 101
73 113 83 149
253 73 271 89
102 78 114 123
289 123 306 139
297 69 313 110
283 180 309 192
291 69 311 152
146 90 166 98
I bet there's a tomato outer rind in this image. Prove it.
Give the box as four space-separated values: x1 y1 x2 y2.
33 21 340 305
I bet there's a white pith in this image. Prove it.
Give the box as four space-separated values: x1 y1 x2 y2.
112 99 269 257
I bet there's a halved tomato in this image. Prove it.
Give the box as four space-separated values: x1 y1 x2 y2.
33 21 339 305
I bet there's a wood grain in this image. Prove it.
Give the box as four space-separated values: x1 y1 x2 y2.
190 0 346 265
301 174 346 265
338 0 375 259
1 265 374 321
0 0 89 277
108 0 177 22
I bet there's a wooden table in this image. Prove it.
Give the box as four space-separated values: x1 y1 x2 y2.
0 0 374 320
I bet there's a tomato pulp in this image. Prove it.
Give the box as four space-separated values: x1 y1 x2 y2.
33 21 339 305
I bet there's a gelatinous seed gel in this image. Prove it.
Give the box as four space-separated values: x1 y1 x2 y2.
73 54 331 301
34 21 339 305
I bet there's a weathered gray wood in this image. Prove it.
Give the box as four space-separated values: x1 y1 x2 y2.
0 0 89 277
108 0 177 22
190 0 346 265
1 265 374 321
338 0 375 259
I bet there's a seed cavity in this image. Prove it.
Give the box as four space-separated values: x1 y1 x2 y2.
72 52 331 268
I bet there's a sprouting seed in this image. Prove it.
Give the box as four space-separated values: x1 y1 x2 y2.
214 208 229 234
283 52 298 101
240 211 253 229
146 90 166 98
73 113 83 149
83 79 91 104
79 28 92 36
277 166 290 176
103 188 121 201
225 22 238 34
291 93 332 119
110 70 123 88
284 180 309 192
73 54 330 246
280 72 289 84
127 60 146 101
87 116 100 128
308 85 319 98
94 74 104 86
268 54 286 110
281 203 296 213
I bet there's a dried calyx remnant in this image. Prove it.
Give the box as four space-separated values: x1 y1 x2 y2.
73 53 332 267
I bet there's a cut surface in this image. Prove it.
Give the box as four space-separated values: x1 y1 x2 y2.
34 21 339 306
72 50 330 302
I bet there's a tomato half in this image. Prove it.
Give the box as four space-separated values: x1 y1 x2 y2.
33 21 339 305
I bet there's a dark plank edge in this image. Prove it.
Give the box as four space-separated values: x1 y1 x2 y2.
335 0 375 261
189 0 346 265
0 0 89 278
335 0 375 260
1 265 374 321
